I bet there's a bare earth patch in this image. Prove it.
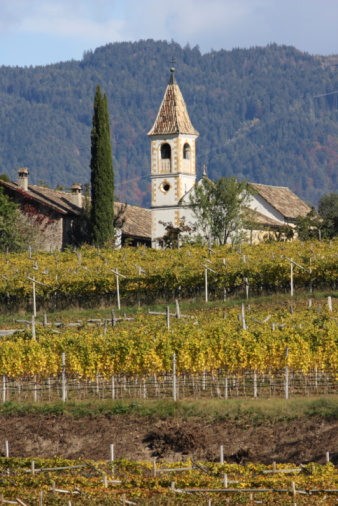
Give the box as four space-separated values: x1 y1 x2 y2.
2 415 338 464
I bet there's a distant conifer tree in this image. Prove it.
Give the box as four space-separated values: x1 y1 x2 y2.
90 85 114 246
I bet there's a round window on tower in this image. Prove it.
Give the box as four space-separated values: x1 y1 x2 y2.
160 181 171 193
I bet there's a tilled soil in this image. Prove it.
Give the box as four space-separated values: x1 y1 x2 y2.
1 415 338 464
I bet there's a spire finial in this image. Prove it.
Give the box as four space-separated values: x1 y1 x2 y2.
202 165 207 177
170 57 176 74
168 57 177 84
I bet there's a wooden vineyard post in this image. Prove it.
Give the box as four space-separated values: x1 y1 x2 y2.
4 440 9 458
290 260 294 297
220 445 224 464
224 377 228 399
111 309 116 327
253 370 257 398
285 256 311 298
111 375 115 400
109 269 127 311
202 263 216 303
61 353 66 402
27 276 46 317
31 315 36 340
2 376 6 404
285 347 289 400
116 269 120 310
33 376 37 403
291 481 296 497
32 277 36 317
241 304 247 330
175 299 180 319
172 353 177 401
166 306 170 329
110 444 114 476
111 374 116 400
244 277 249 299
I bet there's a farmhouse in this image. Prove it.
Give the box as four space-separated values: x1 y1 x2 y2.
149 68 311 246
0 169 151 250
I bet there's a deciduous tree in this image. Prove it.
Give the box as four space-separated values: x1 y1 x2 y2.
188 176 254 245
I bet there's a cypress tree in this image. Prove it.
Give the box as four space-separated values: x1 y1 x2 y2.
90 85 114 246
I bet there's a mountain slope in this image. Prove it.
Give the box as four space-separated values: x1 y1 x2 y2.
0 40 338 207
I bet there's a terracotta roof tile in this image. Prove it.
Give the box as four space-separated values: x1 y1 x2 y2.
250 183 311 220
246 208 284 228
114 202 151 239
0 180 152 240
148 74 198 137
0 180 81 215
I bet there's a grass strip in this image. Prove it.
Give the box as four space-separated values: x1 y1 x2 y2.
1 396 338 423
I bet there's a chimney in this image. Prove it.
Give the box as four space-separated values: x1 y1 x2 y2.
17 168 29 191
71 183 83 208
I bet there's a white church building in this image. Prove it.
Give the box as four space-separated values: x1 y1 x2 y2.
148 69 311 247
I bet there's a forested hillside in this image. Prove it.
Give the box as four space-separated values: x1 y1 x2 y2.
0 39 338 207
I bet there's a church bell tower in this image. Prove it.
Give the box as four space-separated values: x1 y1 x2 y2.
148 68 199 246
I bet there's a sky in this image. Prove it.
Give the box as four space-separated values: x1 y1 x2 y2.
0 0 337 67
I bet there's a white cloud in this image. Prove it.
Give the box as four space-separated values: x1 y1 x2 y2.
0 0 125 41
0 0 337 66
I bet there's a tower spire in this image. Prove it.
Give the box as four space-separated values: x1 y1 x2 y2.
148 67 198 137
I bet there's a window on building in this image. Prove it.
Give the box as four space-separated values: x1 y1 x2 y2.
161 143 171 159
183 143 191 160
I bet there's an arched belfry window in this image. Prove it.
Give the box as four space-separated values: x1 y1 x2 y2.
183 143 191 160
161 143 171 159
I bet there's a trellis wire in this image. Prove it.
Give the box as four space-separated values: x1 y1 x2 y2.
1 369 338 403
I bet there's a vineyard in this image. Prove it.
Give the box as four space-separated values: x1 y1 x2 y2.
1 240 338 310
1 298 338 380
1 241 338 398
1 457 338 505
2 240 338 503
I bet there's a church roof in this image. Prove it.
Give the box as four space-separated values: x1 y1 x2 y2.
250 182 311 220
246 208 284 228
147 71 199 137
115 202 151 240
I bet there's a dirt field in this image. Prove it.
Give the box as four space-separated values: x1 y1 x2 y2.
1 414 338 465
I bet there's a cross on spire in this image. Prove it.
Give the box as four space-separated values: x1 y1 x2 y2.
170 57 176 73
